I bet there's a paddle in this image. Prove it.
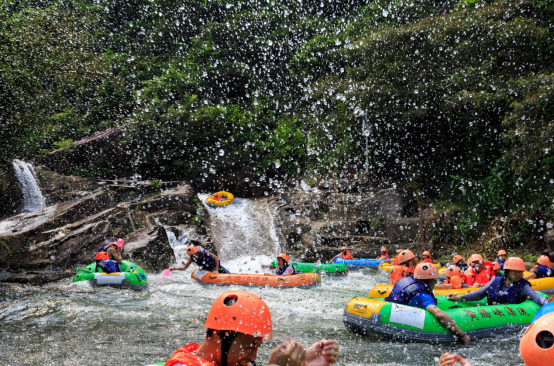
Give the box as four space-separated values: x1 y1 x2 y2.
162 269 171 277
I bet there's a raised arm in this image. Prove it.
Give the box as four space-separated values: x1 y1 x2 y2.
170 257 193 271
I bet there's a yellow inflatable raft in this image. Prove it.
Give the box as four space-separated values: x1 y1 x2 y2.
205 191 234 207
369 276 554 298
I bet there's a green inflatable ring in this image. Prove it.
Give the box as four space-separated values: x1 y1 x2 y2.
73 260 148 290
269 259 347 276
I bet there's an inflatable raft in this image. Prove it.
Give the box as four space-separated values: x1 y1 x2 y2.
343 294 546 344
205 191 234 207
379 261 443 273
73 260 148 290
267 260 347 276
332 258 387 269
369 276 554 298
191 269 321 288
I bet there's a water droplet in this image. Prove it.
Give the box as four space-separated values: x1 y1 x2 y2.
219 149 225 156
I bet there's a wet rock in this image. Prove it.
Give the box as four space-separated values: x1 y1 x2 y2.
0 161 23 218
35 166 99 205
123 225 175 272
4 274 42 286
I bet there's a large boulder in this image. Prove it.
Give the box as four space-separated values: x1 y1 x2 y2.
0 161 23 218
123 226 175 272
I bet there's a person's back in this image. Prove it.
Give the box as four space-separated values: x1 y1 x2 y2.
385 276 435 307
95 239 124 273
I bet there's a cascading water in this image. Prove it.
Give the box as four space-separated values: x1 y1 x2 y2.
12 159 45 213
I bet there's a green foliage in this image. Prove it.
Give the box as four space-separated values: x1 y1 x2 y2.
53 138 75 153
150 179 163 195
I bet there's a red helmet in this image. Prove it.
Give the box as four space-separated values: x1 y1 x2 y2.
498 249 507 256
414 263 439 280
504 257 526 272
398 250 416 265
452 255 464 264
422 251 431 257
187 245 199 256
538 255 551 267
468 254 484 264
277 253 290 263
205 291 272 340
520 312 554 366
445 265 461 279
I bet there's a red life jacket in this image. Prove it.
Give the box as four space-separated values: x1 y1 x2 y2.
463 261 495 286
390 265 414 285
422 258 434 264
377 253 389 260
340 251 353 259
165 343 215 366
212 195 221 201
95 243 117 261
393 255 399 265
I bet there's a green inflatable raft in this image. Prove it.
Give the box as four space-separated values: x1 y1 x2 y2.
73 260 148 290
269 259 347 276
343 294 547 344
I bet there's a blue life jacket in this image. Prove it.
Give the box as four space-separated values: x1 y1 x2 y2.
97 244 110 254
494 258 505 270
455 264 468 272
384 276 437 305
536 266 553 278
97 259 120 274
191 249 229 273
484 275 530 305
276 263 297 276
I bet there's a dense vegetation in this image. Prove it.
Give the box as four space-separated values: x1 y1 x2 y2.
1 0 553 249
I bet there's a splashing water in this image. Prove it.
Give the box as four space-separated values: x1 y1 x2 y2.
12 160 45 213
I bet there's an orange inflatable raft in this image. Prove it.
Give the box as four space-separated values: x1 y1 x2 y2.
191 269 321 288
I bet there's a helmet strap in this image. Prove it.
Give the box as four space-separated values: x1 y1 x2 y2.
220 330 237 366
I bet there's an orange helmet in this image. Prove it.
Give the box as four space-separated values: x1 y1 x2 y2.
492 262 501 271
445 265 462 279
538 255 551 267
277 253 290 263
381 246 387 252
519 312 554 366
414 263 439 280
504 257 526 272
187 245 199 256
450 276 462 289
498 249 507 256
341 246 348 251
452 255 464 264
205 291 272 340
398 250 416 264
468 254 484 264
422 251 431 257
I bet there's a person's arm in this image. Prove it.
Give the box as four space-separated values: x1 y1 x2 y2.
426 305 470 344
439 353 473 366
170 257 193 271
283 266 295 276
524 266 539 280
520 284 549 306
329 254 339 263
303 340 338 366
107 247 123 264
434 283 453 290
268 340 338 366
206 251 220 273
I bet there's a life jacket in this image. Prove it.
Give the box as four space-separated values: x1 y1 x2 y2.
536 265 554 278
484 275 530 305
377 253 389 260
393 255 399 265
95 243 117 261
384 276 437 306
443 276 464 289
165 343 215 366
463 261 495 286
97 259 120 274
422 258 434 264
212 195 221 201
192 249 218 271
340 251 352 259
390 265 415 285
276 263 297 276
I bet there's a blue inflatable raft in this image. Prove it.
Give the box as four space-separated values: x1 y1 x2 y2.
332 258 388 269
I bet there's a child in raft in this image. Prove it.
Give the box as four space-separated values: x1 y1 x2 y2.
434 265 470 289
493 249 508 270
375 246 389 260
421 251 434 264
329 246 355 262
162 290 339 366
524 255 554 280
264 253 297 276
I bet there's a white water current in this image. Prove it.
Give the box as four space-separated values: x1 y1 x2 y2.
12 159 45 213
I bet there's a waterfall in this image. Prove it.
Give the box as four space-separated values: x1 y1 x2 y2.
201 195 281 261
12 159 45 212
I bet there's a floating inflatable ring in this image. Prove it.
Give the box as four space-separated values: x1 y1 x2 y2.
205 191 235 207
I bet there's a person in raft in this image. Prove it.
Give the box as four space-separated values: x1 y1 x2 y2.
376 246 389 260
211 193 221 201
463 254 495 287
392 249 403 265
434 265 469 290
448 257 552 306
540 250 554 270
170 245 230 274
272 253 297 276
452 255 468 272
494 249 508 270
385 262 470 344
95 238 124 273
163 290 339 366
524 255 554 280
421 251 434 264
329 246 355 262
390 250 418 285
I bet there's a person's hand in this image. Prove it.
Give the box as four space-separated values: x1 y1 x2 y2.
213 270 218 274
447 294 460 301
439 352 472 366
169 267 175 271
548 296 554 303
269 340 306 366
304 339 338 366
459 334 470 345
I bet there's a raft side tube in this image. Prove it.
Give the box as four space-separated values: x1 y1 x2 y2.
191 269 321 289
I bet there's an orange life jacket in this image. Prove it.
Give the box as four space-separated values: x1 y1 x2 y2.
165 343 215 366
340 251 353 259
422 258 434 264
393 255 399 265
95 243 117 261
463 261 495 286
212 195 221 201
443 276 464 289
377 253 389 260
390 265 415 285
